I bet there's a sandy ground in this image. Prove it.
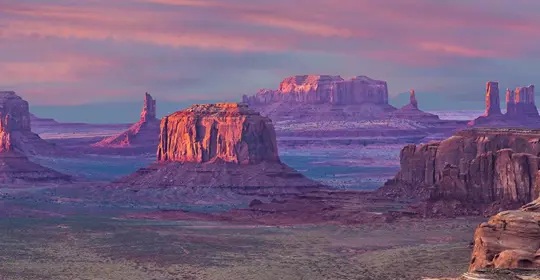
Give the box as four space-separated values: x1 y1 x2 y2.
0 216 483 280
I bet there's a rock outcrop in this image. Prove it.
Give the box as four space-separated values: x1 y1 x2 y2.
379 128 540 216
468 197 540 271
157 103 279 164
471 82 540 127
0 91 56 155
388 89 440 121
485 81 502 117
92 93 160 149
118 103 321 192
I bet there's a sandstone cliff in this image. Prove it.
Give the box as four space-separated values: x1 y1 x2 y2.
157 103 279 164
379 128 540 215
468 197 540 271
118 103 320 191
92 93 160 149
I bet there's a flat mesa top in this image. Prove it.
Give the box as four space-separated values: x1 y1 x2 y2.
172 103 260 117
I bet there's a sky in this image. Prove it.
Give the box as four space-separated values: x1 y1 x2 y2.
2 0 540 111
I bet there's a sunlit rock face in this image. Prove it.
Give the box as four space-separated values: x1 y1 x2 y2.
157 103 279 164
117 103 321 192
93 93 160 148
242 75 389 106
469 197 540 271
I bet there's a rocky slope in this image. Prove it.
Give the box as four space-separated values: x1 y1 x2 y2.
92 93 160 149
471 82 540 127
115 103 321 195
378 128 540 216
469 197 540 271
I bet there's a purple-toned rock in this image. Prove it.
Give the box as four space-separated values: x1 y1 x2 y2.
485 81 502 117
93 93 160 148
243 75 389 106
140 92 157 123
471 82 540 127
0 91 56 155
388 89 439 120
117 103 321 191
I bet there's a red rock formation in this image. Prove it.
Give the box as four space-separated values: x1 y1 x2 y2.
379 128 540 215
92 93 160 148
469 197 540 271
485 81 502 116
0 91 56 155
409 89 418 109
118 103 320 191
242 75 389 106
157 103 279 164
140 92 157 122
471 82 539 127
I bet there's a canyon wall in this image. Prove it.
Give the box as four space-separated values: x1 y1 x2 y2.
157 103 279 164
242 75 389 106
381 128 540 213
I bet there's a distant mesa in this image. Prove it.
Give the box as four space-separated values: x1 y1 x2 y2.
92 93 160 148
242 75 398 120
117 102 321 191
242 75 443 122
470 81 540 127
243 75 389 106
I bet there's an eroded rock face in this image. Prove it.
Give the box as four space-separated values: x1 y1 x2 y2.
0 91 56 155
242 75 389 106
140 92 157 122
117 103 320 192
93 93 160 148
469 197 540 271
380 128 540 215
485 81 502 117
157 103 279 164
388 89 440 121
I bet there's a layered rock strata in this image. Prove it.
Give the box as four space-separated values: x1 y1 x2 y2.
118 103 321 192
92 93 160 148
379 128 540 215
468 197 540 271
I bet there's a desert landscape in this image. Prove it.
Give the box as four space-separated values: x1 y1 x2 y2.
2 1 540 280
